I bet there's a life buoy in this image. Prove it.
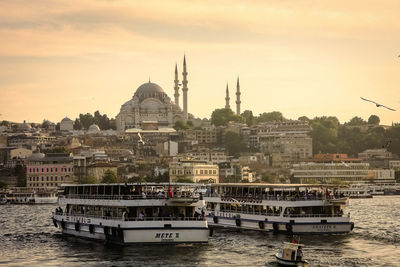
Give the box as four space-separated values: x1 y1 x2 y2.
89 224 95 234
235 218 241 227
75 222 80 232
53 219 58 228
61 220 66 230
273 222 279 233
213 216 218 224
286 223 293 233
258 221 264 229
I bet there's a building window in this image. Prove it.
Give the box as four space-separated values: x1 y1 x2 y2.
41 177 44 181
47 177 49 181
47 168 49 172
55 176 57 181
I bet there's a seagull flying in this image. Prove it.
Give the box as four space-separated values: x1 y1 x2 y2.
360 97 396 111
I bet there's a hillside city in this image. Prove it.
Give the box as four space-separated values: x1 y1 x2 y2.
1 103 400 191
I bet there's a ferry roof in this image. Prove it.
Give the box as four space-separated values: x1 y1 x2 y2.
60 182 203 187
207 183 347 188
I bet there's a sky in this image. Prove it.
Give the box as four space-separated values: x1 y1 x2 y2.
0 0 399 125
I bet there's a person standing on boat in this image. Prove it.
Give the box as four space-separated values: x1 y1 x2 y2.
296 246 303 261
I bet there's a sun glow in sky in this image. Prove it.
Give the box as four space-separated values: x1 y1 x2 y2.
1 0 399 125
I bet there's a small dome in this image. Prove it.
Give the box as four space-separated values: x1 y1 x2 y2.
61 117 73 122
28 152 45 161
19 120 32 130
135 82 165 95
88 124 101 133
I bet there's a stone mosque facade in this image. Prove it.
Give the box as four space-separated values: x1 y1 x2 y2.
116 56 189 133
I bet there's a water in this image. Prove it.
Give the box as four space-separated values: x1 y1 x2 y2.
0 196 399 266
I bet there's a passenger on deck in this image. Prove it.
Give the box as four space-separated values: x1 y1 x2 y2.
296 247 303 261
142 191 146 199
138 211 144 220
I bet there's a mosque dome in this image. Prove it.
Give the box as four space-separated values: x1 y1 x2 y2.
28 151 45 161
19 120 32 130
61 117 73 122
134 82 165 96
88 124 101 134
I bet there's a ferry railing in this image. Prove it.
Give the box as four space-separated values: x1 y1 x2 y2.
53 212 205 221
216 194 345 202
211 209 281 217
61 194 198 200
283 213 349 218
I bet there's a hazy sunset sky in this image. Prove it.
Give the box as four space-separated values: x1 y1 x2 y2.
1 0 399 125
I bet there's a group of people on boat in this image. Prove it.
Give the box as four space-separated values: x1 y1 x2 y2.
213 187 344 202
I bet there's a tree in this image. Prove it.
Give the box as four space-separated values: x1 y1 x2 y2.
55 123 60 131
0 120 10 126
211 108 241 126
101 169 118 183
346 116 366 126
73 119 82 130
298 116 310 122
256 111 284 123
368 115 380 125
15 164 26 187
261 173 277 183
173 120 190 130
310 117 339 154
41 119 50 129
224 131 246 156
241 110 255 126
0 181 7 189
79 113 95 130
80 176 97 184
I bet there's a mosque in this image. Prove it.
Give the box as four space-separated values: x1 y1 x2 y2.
115 55 242 133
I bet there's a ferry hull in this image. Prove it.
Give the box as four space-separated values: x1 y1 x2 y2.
207 216 353 234
53 217 209 244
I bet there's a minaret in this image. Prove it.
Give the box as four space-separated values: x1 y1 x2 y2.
182 55 188 120
174 63 180 106
225 83 230 109
236 76 241 115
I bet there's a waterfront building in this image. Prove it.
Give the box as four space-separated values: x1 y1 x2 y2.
169 159 219 183
60 117 74 132
358 148 393 168
291 161 370 184
26 153 75 189
259 134 312 167
389 160 400 170
180 149 228 164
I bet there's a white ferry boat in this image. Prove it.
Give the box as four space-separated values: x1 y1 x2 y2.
52 183 209 244
336 184 373 199
204 184 354 234
8 187 58 204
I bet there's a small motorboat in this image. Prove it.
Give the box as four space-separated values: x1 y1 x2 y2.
275 242 308 266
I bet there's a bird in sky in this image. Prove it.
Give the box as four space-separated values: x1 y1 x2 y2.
360 97 396 111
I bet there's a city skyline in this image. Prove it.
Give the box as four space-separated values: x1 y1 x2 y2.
1 0 400 125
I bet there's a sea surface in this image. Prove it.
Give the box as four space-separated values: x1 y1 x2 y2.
0 196 399 266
